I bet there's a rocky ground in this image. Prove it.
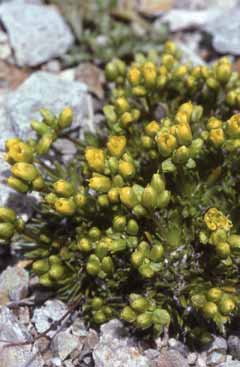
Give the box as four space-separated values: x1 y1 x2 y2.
1 0 240 366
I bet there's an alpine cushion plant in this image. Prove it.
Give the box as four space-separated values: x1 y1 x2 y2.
2 41 240 342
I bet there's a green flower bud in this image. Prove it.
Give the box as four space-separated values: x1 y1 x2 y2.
31 120 51 135
45 192 57 205
11 162 39 182
130 296 149 313
108 188 120 203
0 222 15 240
115 97 129 114
127 219 139 235
0 208 16 223
157 190 171 209
219 298 236 315
152 309 171 326
206 78 219 90
98 195 110 207
190 138 204 158
89 176 111 193
54 198 76 216
93 310 107 324
112 174 124 187
132 86 147 97
228 234 240 252
121 306 136 323
49 264 66 280
91 297 104 310
39 273 54 287
156 131 177 157
131 250 145 267
32 259 49 275
103 105 117 126
133 204 147 217
78 238 92 252
149 244 164 262
113 215 127 232
102 306 112 318
145 121 160 137
88 227 101 240
101 256 114 274
203 302 218 318
49 255 62 265
36 133 56 155
215 242 231 258
141 185 157 210
119 187 138 208
226 91 237 106
136 312 153 329
216 63 232 84
74 193 87 208
151 174 165 193
172 146 190 164
139 263 155 278
141 135 153 149
108 157 119 174
32 175 45 191
161 54 175 70
86 257 101 276
207 288 223 302
53 179 74 197
40 108 57 128
110 239 127 253
105 61 118 81
58 107 73 129
191 294 207 309
142 61 157 87
210 229 227 245
191 105 203 123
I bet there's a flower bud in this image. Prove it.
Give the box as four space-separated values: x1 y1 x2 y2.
226 91 237 106
149 244 164 261
40 108 57 128
216 63 232 84
228 234 240 251
93 310 107 324
74 192 87 208
133 204 147 217
191 294 207 309
207 117 222 130
156 132 177 157
172 146 190 164
91 297 104 310
7 141 34 163
54 198 76 216
128 66 141 86
45 192 57 205
107 135 126 158
131 250 145 267
32 259 49 275
32 175 45 191
11 162 39 182
127 219 139 235
105 61 118 81
118 160 135 179
31 120 51 135
210 229 227 245
89 176 111 193
36 133 56 155
89 227 101 240
209 128 224 147
101 256 114 274
120 112 135 127
78 238 92 252
130 296 149 313
53 179 74 197
145 121 160 137
0 222 15 240
152 309 171 326
207 288 223 302
113 215 127 232
164 40 177 55
141 135 153 149
103 105 117 126
86 256 101 276
203 302 218 318
85 147 105 173
157 190 171 209
132 86 147 97
115 97 129 114
190 138 204 158
110 239 127 253
49 255 62 265
119 187 138 208
206 78 219 90
0 208 16 223
58 107 73 129
136 312 153 329
139 263 155 278
39 273 54 287
141 185 157 210
49 264 66 280
97 195 110 207
215 242 231 258
226 114 240 138
175 123 192 146
108 188 120 203
121 306 136 322
219 298 235 315
150 173 165 193
142 61 157 87
161 54 175 70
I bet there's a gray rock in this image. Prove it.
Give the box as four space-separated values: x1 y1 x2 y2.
32 299 67 336
144 349 160 360
188 352 198 365
228 335 240 360
0 265 29 304
154 350 189 367
93 319 150 367
0 29 11 61
207 336 227 354
219 362 240 367
53 329 80 361
5 71 89 140
206 351 226 366
0 306 44 367
160 9 222 32
168 338 190 357
205 8 240 55
0 1 74 66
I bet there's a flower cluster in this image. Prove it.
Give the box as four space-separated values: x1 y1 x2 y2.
1 41 240 339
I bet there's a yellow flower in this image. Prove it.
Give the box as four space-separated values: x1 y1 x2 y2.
119 187 138 208
85 147 105 173
11 162 39 182
6 141 33 163
128 66 141 86
54 198 76 216
226 114 240 138
53 179 74 197
207 117 222 130
142 61 157 87
209 128 224 147
175 123 192 146
58 107 73 129
145 121 160 137
107 136 127 157
204 208 232 232
156 131 177 157
89 176 111 193
118 160 135 178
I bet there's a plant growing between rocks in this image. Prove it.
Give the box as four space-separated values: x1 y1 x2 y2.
1 41 240 343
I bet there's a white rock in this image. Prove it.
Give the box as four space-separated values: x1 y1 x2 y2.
0 1 74 66
0 306 44 367
0 265 29 304
93 319 150 367
53 329 80 361
5 71 89 140
32 299 67 336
